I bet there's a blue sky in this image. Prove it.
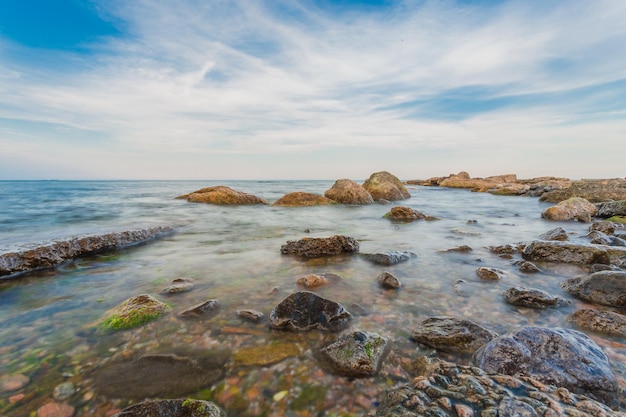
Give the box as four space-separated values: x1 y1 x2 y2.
0 0 625 180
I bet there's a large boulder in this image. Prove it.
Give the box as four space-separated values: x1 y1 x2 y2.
411 317 497 354
471 327 619 408
362 171 410 201
522 240 610 265
268 291 351 332
176 186 268 205
100 294 169 331
280 235 359 258
596 200 626 218
560 270 626 307
319 331 388 377
540 178 626 203
568 309 626 338
272 192 335 207
324 179 373 204
111 399 225 417
541 197 597 222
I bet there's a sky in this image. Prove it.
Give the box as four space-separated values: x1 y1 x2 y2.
0 0 625 180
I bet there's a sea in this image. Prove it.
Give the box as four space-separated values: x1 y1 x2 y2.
0 180 623 416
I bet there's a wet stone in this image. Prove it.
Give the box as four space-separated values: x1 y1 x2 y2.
538 227 569 241
0 373 29 393
236 309 265 323
363 251 416 266
568 309 626 338
476 267 506 281
515 261 541 273
560 270 626 307
100 294 169 331
160 277 194 295
233 342 301 367
411 316 497 354
377 271 401 289
180 299 219 318
53 381 75 401
319 331 389 377
111 399 225 417
280 235 359 258
498 398 538 417
36 402 75 417
268 291 351 332
445 245 473 253
503 286 569 309
522 240 610 265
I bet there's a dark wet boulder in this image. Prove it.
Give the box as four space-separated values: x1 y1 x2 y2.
236 309 265 323
176 185 268 205
503 286 569 309
476 266 506 281
538 227 569 241
280 235 359 258
180 299 219 318
268 291 351 332
560 270 626 307
319 331 388 377
362 251 416 266
323 179 373 204
383 206 426 221
411 316 497 354
160 277 194 295
595 200 626 218
471 326 619 409
272 192 335 207
100 294 169 331
591 221 616 235
588 230 626 246
112 399 225 417
362 171 410 201
377 271 401 289
540 178 626 204
522 240 610 265
96 354 227 399
568 309 626 338
541 197 596 222
0 226 174 277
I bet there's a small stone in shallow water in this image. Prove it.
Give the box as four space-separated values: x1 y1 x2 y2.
377 271 401 289
100 294 169 331
180 299 219 318
160 277 194 294
363 251 416 266
236 309 265 323
568 309 626 337
296 273 329 288
515 261 541 273
0 373 29 393
111 399 225 417
476 267 506 281
503 287 569 309
53 381 75 401
269 291 351 332
36 402 75 417
319 331 389 377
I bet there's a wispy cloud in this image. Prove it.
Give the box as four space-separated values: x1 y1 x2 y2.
0 0 625 179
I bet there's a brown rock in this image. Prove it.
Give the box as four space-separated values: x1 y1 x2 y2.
362 171 410 201
540 179 626 203
568 309 626 337
523 240 610 265
176 186 268 205
297 273 329 288
538 227 569 241
280 235 359 258
324 179 373 204
36 402 75 417
542 197 597 222
411 316 497 354
0 373 30 393
377 271 401 289
476 267 506 281
272 192 335 207
383 206 426 221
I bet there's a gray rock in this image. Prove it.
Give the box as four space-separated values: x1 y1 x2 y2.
591 221 616 235
503 286 569 309
160 277 194 295
53 381 75 401
377 271 401 289
363 251 416 266
568 309 626 338
280 235 359 258
180 299 219 318
476 267 506 280
236 309 265 323
411 317 497 354
522 240 610 265
319 331 388 377
538 227 569 241
471 326 619 409
268 291 351 332
560 270 626 307
595 200 626 218
112 399 225 417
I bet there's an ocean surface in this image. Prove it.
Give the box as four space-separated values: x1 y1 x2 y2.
0 180 624 416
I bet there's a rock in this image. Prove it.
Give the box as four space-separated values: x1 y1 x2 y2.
233 342 301 367
176 185 268 205
160 277 194 295
560 271 626 307
411 317 497 354
280 235 359 258
595 200 626 218
540 178 626 203
475 267 506 281
568 309 626 338
319 331 389 377
0 226 174 277
0 373 29 393
438 171 497 190
323 179 373 204
180 299 219 318
591 221 616 235
95 354 227 399
515 260 541 273
296 273 329 288
471 326 619 408
362 251 416 266
522 240 610 264
489 183 530 196
36 402 75 417
100 294 169 331
489 244 519 256
538 227 569 241
503 286 569 309
236 309 265 323
375 357 621 417
268 291 351 332
53 382 75 401
541 197 597 222
383 206 426 221
362 171 411 201
272 192 335 207
377 271 401 289
444 245 473 253
111 399 225 417
607 215 626 225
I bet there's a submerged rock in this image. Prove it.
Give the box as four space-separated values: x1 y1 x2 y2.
233 343 301 367
0 226 174 277
319 331 389 377
377 271 401 289
560 270 626 307
176 185 268 205
538 227 569 241
180 299 219 318
476 266 506 280
280 235 359 258
411 316 497 354
324 179 373 204
383 206 426 221
236 309 265 323
295 273 341 288
362 171 410 201
268 291 351 332
568 309 626 338
503 286 569 309
541 197 597 222
515 260 541 273
471 326 619 409
272 192 335 207
362 251 416 266
522 240 610 265
112 399 225 417
100 294 169 331
160 277 195 295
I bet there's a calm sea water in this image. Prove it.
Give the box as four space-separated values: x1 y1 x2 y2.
0 180 623 416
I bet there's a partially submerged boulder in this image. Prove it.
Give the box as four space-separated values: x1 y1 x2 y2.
324 179 373 204
503 286 569 309
268 291 351 332
111 399 225 417
296 273 341 288
476 267 506 281
362 171 410 201
280 235 359 258
595 200 626 218
522 240 610 265
411 316 497 354
541 197 597 222
176 186 268 205
383 206 436 221
377 271 401 289
538 227 569 241
160 277 194 295
568 309 626 338
362 251 416 266
319 331 388 377
272 192 335 207
561 270 626 307
100 294 169 331
471 326 619 408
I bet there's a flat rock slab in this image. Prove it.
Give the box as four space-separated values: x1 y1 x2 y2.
319 331 388 377
269 291 351 332
280 235 359 258
522 240 610 265
272 191 335 207
503 286 569 309
411 316 497 354
362 251 416 266
112 399 225 417
560 270 626 307
568 309 626 338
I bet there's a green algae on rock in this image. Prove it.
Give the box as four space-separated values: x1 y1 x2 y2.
100 294 169 331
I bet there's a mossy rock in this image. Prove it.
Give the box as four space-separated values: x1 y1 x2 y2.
100 294 169 331
607 216 626 225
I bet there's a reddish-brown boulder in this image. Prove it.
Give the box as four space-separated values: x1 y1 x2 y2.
176 186 268 205
324 179 373 204
362 171 410 201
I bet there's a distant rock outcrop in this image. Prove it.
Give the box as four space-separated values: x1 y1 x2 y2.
540 178 626 203
176 186 268 205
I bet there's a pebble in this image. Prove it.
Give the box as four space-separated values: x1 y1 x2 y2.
0 373 30 392
53 382 75 401
36 401 75 417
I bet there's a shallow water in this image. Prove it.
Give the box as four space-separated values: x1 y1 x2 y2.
0 180 624 416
